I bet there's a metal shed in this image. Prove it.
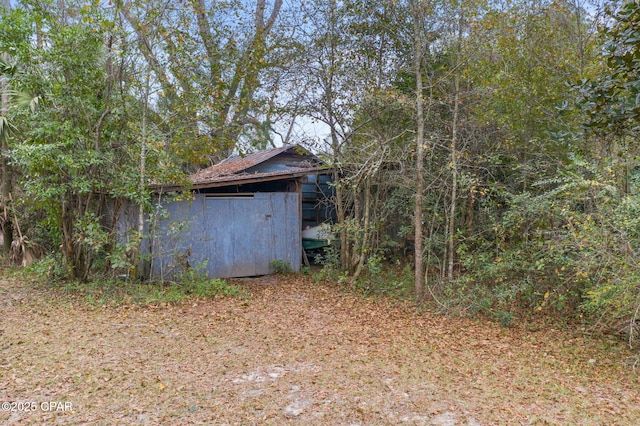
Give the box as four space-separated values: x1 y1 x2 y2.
120 145 331 280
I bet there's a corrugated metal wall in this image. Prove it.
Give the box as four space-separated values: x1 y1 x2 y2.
146 192 301 279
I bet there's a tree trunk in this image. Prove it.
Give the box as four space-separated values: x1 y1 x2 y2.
1 0 13 253
324 0 349 272
352 177 371 283
351 182 362 274
60 195 77 280
0 151 12 257
465 188 474 236
413 2 425 302
59 192 95 282
131 68 150 280
447 69 460 282
1 42 13 255
333 168 348 270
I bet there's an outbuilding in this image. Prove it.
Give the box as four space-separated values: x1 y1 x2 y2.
116 145 332 280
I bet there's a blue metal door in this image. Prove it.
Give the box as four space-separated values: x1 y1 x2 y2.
203 193 300 277
148 192 300 279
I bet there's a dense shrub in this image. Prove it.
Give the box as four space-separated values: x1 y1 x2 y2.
450 157 640 344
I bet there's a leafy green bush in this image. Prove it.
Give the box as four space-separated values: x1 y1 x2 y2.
173 261 244 299
448 156 640 344
23 253 67 283
354 263 414 298
312 245 350 284
269 259 293 274
313 245 341 270
23 257 245 305
134 278 242 304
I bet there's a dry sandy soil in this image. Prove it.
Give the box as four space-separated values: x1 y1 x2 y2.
1 273 639 425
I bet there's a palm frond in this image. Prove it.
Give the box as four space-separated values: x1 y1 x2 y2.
0 56 18 77
0 115 16 139
13 90 38 110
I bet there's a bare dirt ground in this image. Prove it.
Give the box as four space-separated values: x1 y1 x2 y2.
1 273 639 425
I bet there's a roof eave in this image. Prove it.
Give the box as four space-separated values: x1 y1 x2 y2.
151 166 331 193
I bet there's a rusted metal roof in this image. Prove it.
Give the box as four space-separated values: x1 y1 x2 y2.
189 145 324 187
190 168 326 189
154 145 327 191
194 145 293 178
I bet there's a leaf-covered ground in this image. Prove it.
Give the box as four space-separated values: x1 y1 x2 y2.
1 273 639 425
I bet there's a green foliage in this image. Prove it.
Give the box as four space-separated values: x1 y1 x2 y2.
493 310 515 328
351 263 414 298
112 0 298 166
171 261 245 299
24 256 246 306
449 156 640 342
174 260 210 282
314 248 414 299
312 246 350 285
139 276 245 304
269 259 293 274
465 0 600 200
578 1 640 136
312 267 349 286
2 3 124 278
365 254 384 276
23 253 67 283
105 241 136 272
1 1 186 279
69 278 244 306
313 245 342 271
